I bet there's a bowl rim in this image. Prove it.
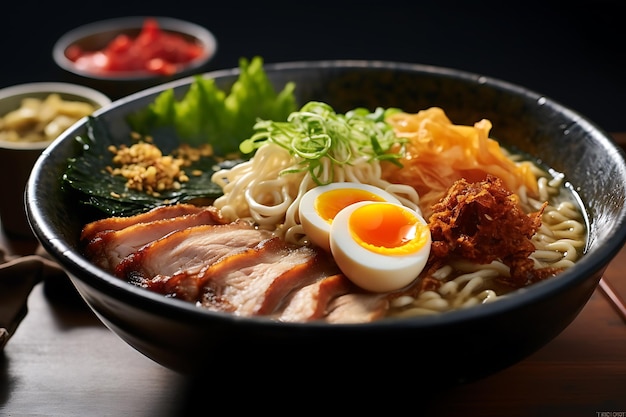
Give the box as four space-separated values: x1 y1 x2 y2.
0 81 111 150
27 59 626 330
52 16 218 81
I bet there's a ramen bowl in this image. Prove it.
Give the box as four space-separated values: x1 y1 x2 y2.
52 16 217 100
25 60 626 388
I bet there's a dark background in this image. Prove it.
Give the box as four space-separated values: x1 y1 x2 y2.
1 1 623 132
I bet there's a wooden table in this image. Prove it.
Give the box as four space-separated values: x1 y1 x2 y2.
2 136 626 417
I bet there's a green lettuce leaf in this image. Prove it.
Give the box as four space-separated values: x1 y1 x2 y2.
126 56 297 155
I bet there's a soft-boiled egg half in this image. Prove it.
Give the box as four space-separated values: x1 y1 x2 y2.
329 201 432 293
299 182 401 252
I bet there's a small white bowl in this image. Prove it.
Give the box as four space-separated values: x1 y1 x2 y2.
0 82 111 239
52 16 218 99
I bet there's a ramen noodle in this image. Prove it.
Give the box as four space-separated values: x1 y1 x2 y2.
212 142 422 245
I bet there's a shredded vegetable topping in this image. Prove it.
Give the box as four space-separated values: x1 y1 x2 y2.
381 107 539 215
239 102 405 185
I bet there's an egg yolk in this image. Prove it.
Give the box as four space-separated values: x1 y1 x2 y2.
315 188 387 223
348 203 430 256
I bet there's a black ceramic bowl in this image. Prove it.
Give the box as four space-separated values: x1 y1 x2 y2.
25 60 626 387
52 16 217 100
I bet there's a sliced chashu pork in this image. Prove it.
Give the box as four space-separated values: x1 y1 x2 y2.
152 236 332 315
251 243 341 315
116 220 273 287
118 224 390 322
200 237 342 316
80 203 211 243
82 204 394 323
279 274 389 324
278 274 354 322
325 293 389 324
84 206 227 272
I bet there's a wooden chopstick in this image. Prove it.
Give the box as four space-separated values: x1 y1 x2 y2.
598 277 626 323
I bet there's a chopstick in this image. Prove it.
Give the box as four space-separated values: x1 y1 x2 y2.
598 277 626 323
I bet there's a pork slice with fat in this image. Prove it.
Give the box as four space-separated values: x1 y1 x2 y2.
80 203 214 243
278 274 355 322
280 274 390 323
255 246 341 315
116 220 273 286
324 293 389 324
84 207 227 273
196 237 326 316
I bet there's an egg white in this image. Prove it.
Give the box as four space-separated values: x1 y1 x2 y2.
299 182 402 252
329 201 431 293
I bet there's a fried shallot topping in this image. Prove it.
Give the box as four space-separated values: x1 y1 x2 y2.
427 174 549 287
